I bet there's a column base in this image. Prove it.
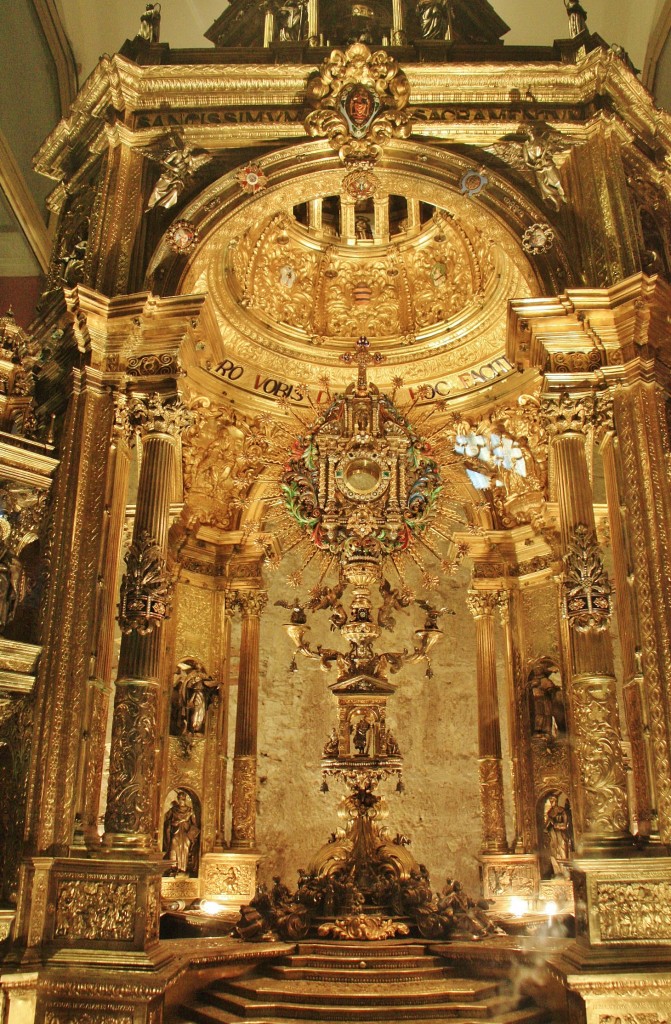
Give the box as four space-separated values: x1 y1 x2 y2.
570 855 671 953
480 853 540 912
16 855 166 968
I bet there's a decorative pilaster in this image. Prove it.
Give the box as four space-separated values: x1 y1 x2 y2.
104 393 193 851
466 589 508 854
542 393 629 851
229 588 267 849
597 403 655 839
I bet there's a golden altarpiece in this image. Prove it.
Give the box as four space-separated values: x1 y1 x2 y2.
1 0 671 1021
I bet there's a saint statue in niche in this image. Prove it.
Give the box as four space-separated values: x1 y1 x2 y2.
416 1 450 40
163 789 200 875
528 660 565 738
171 658 218 735
542 792 572 878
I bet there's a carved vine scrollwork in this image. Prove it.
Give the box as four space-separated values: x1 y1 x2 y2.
231 755 257 845
104 685 158 836
572 680 629 834
118 531 173 636
562 523 611 632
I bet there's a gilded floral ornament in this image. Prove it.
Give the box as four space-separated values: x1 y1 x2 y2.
304 43 413 165
236 162 268 195
118 530 174 635
562 523 612 632
166 219 199 255
522 222 555 255
127 392 193 439
342 166 379 200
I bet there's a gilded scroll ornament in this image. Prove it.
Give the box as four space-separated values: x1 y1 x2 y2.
54 878 136 940
305 43 413 165
562 524 611 633
126 353 181 377
118 531 173 636
104 685 158 835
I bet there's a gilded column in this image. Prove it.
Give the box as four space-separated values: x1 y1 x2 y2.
543 392 629 850
466 589 508 854
75 394 134 846
391 0 406 44
598 404 655 839
613 381 671 843
229 589 268 849
307 0 319 44
104 393 192 851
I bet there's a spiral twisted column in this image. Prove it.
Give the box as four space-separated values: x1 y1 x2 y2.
542 393 629 852
104 393 193 852
230 589 268 849
466 589 508 854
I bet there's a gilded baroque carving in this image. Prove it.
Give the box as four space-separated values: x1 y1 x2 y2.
45 1010 133 1024
478 758 508 851
126 353 181 378
542 392 594 436
572 680 629 834
231 755 257 845
562 523 612 632
551 350 602 373
202 862 255 896
181 399 269 531
305 44 413 165
465 590 500 618
54 878 136 940
230 590 268 618
127 392 193 439
118 531 174 636
104 685 159 836
597 881 671 942
600 1016 669 1024
145 136 211 211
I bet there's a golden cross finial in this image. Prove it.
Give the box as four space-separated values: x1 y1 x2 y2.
341 336 384 392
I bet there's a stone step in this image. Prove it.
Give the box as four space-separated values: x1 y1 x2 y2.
281 955 449 972
204 989 521 1020
267 964 455 983
180 1000 550 1024
219 976 504 1007
295 942 428 959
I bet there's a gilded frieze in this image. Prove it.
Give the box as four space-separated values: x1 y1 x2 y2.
45 1010 133 1024
54 878 136 941
597 881 671 942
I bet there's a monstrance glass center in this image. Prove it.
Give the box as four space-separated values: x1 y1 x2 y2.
345 457 381 494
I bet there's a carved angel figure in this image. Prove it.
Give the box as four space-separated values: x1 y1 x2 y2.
171 658 218 735
488 125 573 212
137 3 161 43
146 137 211 211
308 585 347 630
378 578 413 631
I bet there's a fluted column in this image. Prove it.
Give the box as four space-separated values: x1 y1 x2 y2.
307 0 319 44
104 393 192 852
466 589 508 854
543 392 629 851
230 589 267 849
391 0 406 44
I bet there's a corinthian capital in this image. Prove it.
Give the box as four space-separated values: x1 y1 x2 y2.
127 392 194 439
230 589 268 618
541 391 595 438
466 590 501 619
